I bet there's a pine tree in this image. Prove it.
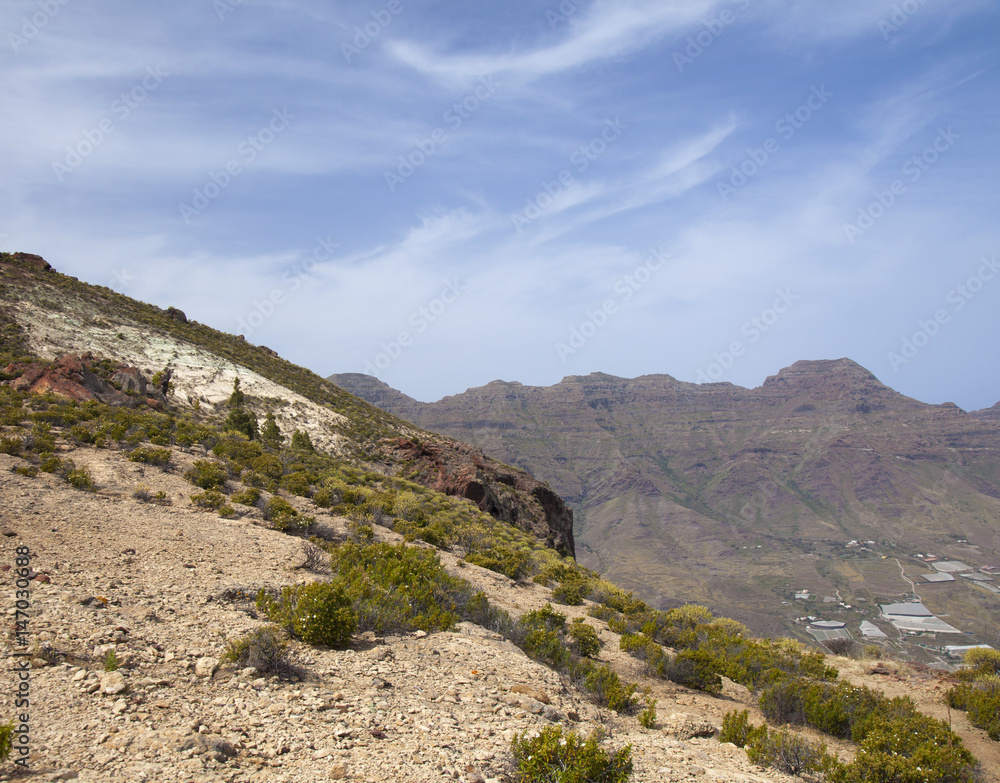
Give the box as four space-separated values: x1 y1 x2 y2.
223 377 258 440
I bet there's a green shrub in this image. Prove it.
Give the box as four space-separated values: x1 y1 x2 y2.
223 625 296 678
0 721 11 763
263 496 301 531
103 649 120 672
39 453 61 473
720 710 758 747
583 664 637 713
465 545 531 580
329 541 465 635
552 574 591 606
231 487 262 506
746 726 830 777
962 647 1000 677
127 445 171 466
66 466 95 491
184 460 227 490
0 436 22 455
256 581 356 648
638 699 657 730
665 649 723 695
568 619 601 658
290 429 314 451
949 676 1000 741
281 471 313 497
191 490 226 510
511 726 632 783
13 464 38 477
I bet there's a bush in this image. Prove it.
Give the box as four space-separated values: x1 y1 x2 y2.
223 625 297 678
263 496 301 531
13 465 37 478
720 710 758 747
39 453 61 473
552 575 591 606
583 663 637 713
465 545 532 580
0 721 11 763
256 581 356 648
231 487 262 506
511 726 633 783
0 436 22 455
66 466 95 491
184 460 227 490
638 699 657 730
963 647 1000 677
290 429 314 451
127 445 171 466
133 486 169 504
665 649 723 695
103 649 120 672
329 541 465 635
191 490 226 510
746 726 830 777
568 619 601 658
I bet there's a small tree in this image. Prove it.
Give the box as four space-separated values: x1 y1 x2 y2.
224 378 258 440
290 429 314 451
261 411 282 450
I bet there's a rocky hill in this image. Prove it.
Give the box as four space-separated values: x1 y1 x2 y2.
0 253 574 558
329 363 1000 648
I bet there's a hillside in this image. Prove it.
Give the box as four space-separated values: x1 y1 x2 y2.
1 251 997 781
0 252 573 558
329 364 1000 654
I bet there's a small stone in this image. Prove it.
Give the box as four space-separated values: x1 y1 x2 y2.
414 630 428 638
111 698 128 715
194 657 219 678
100 672 127 695
329 764 348 779
49 771 79 782
511 685 550 704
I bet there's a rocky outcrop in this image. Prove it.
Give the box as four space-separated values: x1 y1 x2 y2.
5 353 166 409
2 251 53 272
386 437 575 558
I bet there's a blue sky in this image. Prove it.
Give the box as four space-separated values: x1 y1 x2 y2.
2 0 999 410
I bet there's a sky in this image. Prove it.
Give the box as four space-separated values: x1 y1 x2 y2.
2 0 999 411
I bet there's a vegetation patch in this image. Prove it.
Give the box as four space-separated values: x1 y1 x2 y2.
510 725 633 783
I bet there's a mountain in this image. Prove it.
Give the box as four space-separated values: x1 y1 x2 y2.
5 251 1000 780
330 361 1000 639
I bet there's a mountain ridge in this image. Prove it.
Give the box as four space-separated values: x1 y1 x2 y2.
329 362 1000 642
